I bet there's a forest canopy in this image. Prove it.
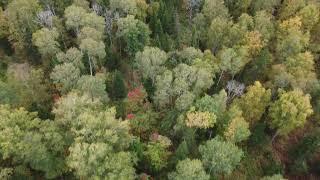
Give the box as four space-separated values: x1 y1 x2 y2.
0 0 320 179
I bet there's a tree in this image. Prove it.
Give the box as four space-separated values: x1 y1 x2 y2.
168 158 210 180
0 7 9 38
195 90 228 119
154 70 174 109
260 174 287 180
0 80 18 105
64 5 87 33
232 81 271 125
298 4 319 31
202 0 229 22
67 142 136 180
135 0 148 20
0 168 12 180
1 68 51 117
185 0 203 24
144 134 171 172
226 82 245 102
192 13 207 46
192 58 216 95
129 110 158 139
224 0 252 17
177 47 204 65
79 38 106 75
116 15 151 57
238 13 254 31
82 12 105 33
66 107 136 179
50 63 80 94
32 28 60 58
245 30 264 56
0 105 66 179
73 0 90 10
283 51 316 90
218 47 250 78
175 91 195 111
78 27 103 42
269 89 313 137
65 4 105 35
279 0 305 20
126 86 148 113
6 0 41 50
135 46 167 85
223 105 250 143
76 12 106 75
35 7 55 29
153 59 215 110
276 16 309 61
76 74 109 102
253 11 275 44
53 92 104 129
249 0 280 14
185 107 216 129
173 62 215 96
110 0 137 16
39 0 72 16
56 47 84 70
207 17 233 53
110 71 127 100
199 137 243 175
55 93 134 179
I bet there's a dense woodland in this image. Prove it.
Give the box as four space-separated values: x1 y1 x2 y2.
0 0 320 179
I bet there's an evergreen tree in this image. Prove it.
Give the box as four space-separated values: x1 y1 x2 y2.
110 71 127 100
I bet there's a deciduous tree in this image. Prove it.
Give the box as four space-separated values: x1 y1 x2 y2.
232 81 271 125
195 90 228 119
32 28 60 58
168 158 210 180
298 4 319 31
0 105 66 179
253 11 275 44
6 0 41 50
66 107 136 179
76 74 109 102
185 107 216 129
144 134 171 172
276 16 309 61
260 174 287 180
199 137 243 175
64 5 87 34
56 47 84 70
223 105 250 143
279 0 305 20
225 0 252 17
50 63 80 94
117 15 151 57
269 89 313 136
110 0 137 16
135 46 167 85
202 0 229 22
249 0 280 14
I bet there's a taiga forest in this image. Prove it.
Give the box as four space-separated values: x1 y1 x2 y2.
0 0 320 179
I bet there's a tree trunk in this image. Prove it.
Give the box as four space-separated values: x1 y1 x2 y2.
216 71 224 87
88 56 93 76
272 131 279 143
